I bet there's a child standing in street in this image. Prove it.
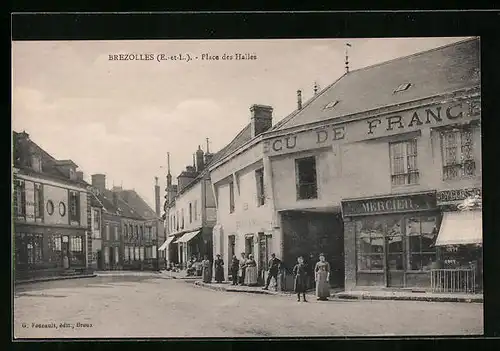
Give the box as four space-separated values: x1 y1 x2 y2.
293 256 308 302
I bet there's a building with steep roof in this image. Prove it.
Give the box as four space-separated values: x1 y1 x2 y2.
260 37 481 292
89 174 163 271
208 104 279 284
161 124 254 268
13 131 92 281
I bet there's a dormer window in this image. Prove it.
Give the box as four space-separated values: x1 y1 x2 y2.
31 155 42 172
323 100 339 110
394 82 412 93
69 168 76 180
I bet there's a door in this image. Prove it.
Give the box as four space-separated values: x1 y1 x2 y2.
62 235 70 269
258 233 271 284
109 247 115 270
228 235 235 277
385 217 405 288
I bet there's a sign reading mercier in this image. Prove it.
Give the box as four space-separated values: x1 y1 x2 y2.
342 192 437 217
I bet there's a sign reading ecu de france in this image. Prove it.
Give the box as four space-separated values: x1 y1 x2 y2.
263 124 346 156
263 97 480 157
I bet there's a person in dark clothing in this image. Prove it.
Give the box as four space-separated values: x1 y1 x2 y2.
263 253 282 290
230 255 240 285
293 256 308 302
214 254 224 283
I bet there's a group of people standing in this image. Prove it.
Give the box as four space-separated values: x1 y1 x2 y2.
230 252 258 286
292 253 331 302
196 251 332 303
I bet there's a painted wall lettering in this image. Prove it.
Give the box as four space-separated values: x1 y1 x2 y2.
342 192 437 217
436 187 482 204
366 101 471 135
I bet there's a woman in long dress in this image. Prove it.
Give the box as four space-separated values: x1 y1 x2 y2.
214 254 224 283
315 253 330 301
238 253 247 285
201 255 212 283
244 254 258 286
293 256 308 302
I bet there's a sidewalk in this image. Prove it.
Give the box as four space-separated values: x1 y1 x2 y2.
15 273 96 285
193 280 344 297
335 290 483 303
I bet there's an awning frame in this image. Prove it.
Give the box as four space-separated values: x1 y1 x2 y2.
435 210 482 247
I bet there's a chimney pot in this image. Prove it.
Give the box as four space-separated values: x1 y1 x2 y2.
297 90 302 110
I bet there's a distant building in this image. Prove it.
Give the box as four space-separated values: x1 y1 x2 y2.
13 131 92 281
89 174 163 271
162 143 223 268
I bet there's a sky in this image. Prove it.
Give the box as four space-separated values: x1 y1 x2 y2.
12 37 470 209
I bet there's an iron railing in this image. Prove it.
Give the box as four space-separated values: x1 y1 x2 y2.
430 267 476 294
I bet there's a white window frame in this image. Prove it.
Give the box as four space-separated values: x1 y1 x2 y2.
389 139 419 186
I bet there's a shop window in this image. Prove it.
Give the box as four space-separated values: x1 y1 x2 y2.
295 156 318 200
14 180 26 218
16 233 44 267
104 247 110 264
135 247 140 261
48 235 62 264
255 168 265 206
229 181 235 213
356 219 385 271
389 139 419 186
129 246 134 261
124 246 129 261
152 245 157 259
114 247 119 264
34 183 44 220
441 127 476 180
189 203 193 223
405 215 438 271
69 191 80 222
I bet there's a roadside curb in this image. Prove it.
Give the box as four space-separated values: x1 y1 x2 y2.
194 281 280 295
15 274 97 285
335 293 483 303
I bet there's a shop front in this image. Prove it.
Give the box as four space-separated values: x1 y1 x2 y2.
432 187 482 293
14 223 88 280
342 191 440 290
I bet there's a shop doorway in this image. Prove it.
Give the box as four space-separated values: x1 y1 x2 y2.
258 233 272 284
62 235 70 269
384 236 404 287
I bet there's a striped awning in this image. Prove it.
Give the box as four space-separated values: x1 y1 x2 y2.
158 236 176 251
435 210 482 246
176 230 201 244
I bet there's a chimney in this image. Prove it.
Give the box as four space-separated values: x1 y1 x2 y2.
76 171 84 181
196 145 205 172
91 174 106 193
112 191 118 207
204 153 214 165
154 176 161 216
177 166 197 191
297 90 302 110
166 152 172 187
250 104 273 138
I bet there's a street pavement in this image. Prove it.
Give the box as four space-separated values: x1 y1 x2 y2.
13 276 483 338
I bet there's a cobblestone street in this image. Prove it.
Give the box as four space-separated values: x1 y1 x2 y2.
14 276 483 338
